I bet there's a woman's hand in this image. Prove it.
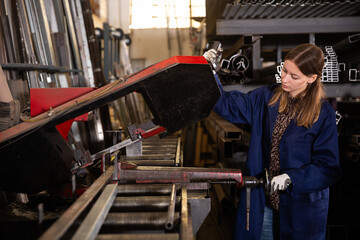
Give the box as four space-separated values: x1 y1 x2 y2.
271 173 291 193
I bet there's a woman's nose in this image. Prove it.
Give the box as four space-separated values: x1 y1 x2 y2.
282 73 288 82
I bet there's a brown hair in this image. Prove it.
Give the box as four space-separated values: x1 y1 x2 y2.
268 43 325 128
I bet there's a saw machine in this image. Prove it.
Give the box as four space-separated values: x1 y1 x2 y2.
0 56 220 193
1 55 272 239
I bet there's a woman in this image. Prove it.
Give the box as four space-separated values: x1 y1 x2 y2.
209 44 342 240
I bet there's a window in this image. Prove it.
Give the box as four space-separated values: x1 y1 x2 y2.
130 0 205 29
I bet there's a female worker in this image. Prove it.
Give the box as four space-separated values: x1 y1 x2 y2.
205 43 342 240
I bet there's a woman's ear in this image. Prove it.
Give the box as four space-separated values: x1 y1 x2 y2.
307 74 317 84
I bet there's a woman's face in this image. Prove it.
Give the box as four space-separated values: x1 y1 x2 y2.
281 60 317 98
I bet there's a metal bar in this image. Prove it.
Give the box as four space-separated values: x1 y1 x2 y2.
35 0 58 86
102 153 107 173
290 4 313 18
62 0 82 71
117 184 181 196
126 160 175 166
112 196 180 210
175 137 181 166
39 166 115 240
121 154 176 160
103 212 180 228
216 17 360 35
142 148 176 154
0 63 82 72
326 3 359 17
96 233 179 240
91 138 141 161
72 183 118 240
165 184 177 230
180 187 193 240
113 151 119 181
80 0 106 87
117 162 243 187
17 0 38 88
143 141 178 146
103 22 109 82
72 0 95 87
299 3 327 18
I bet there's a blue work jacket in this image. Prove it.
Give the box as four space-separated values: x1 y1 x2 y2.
213 81 342 240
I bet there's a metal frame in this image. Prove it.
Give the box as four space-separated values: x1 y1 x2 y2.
217 17 360 35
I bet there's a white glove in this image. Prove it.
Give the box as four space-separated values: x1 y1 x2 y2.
271 173 291 194
203 49 217 62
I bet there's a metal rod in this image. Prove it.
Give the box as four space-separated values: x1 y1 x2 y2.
117 184 180 196
180 187 193 240
0 63 82 72
102 153 107 173
175 137 181 166
39 166 114 240
96 233 179 240
117 162 244 186
113 151 118 181
165 184 176 230
72 183 118 240
246 187 251 231
126 160 175 166
91 138 140 161
103 212 179 228
112 196 180 210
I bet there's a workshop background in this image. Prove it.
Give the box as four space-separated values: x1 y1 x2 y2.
0 0 359 240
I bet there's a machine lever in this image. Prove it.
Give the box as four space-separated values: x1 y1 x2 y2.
243 169 271 231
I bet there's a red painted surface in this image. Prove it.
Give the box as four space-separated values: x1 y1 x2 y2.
30 87 96 140
133 126 166 139
111 56 208 90
30 87 96 117
61 184 88 198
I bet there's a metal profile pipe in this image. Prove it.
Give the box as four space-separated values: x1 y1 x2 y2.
117 184 181 196
103 212 180 228
180 187 193 240
175 137 181 166
96 233 179 240
126 160 175 166
142 149 177 154
120 154 176 160
72 184 118 240
39 167 115 240
143 141 178 145
165 184 177 230
112 196 180 210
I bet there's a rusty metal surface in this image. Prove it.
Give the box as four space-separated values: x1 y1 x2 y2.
116 161 243 187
